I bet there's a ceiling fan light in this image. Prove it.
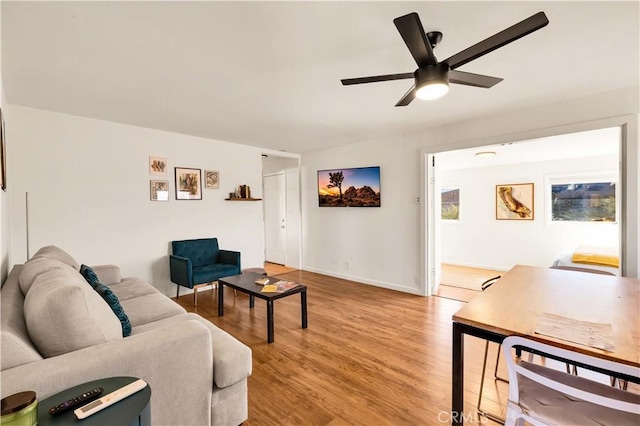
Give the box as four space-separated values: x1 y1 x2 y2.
416 81 449 100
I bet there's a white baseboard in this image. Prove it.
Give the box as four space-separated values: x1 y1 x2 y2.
302 267 425 296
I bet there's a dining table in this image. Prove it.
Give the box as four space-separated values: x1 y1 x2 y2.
451 264 640 425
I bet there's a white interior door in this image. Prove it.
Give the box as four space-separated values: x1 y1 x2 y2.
264 173 287 265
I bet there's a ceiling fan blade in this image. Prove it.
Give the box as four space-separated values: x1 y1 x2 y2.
341 73 414 86
449 70 503 88
395 85 416 107
393 13 437 67
445 11 549 70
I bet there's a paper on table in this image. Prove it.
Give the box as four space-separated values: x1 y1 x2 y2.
534 312 615 351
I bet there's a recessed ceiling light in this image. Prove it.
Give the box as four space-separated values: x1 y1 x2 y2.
475 151 496 158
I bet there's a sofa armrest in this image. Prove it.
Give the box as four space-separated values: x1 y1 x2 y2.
219 250 241 270
1 320 214 426
169 255 193 287
91 264 122 285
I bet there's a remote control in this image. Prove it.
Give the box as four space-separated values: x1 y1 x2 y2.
74 379 147 419
48 387 104 416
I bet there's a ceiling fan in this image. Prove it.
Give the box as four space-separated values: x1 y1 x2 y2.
341 11 549 106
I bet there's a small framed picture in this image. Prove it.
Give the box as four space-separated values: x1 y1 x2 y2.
149 156 167 175
175 167 202 200
496 183 534 220
205 170 219 189
1 108 6 191
150 180 169 201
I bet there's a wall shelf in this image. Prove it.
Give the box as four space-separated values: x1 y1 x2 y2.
225 198 262 201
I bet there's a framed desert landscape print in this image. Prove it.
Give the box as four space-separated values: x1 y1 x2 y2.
150 180 169 201
175 167 202 200
496 183 534 220
205 170 219 189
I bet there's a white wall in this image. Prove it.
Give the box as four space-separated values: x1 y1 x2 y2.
301 86 639 294
440 155 620 270
302 136 422 294
8 106 267 296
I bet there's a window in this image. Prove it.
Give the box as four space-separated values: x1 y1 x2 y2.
441 187 460 220
549 175 617 223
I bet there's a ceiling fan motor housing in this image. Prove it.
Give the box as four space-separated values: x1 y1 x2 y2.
415 63 450 86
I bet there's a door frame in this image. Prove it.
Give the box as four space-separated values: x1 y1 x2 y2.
421 115 638 296
261 151 302 269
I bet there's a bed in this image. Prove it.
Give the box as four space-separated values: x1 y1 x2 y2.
552 245 620 276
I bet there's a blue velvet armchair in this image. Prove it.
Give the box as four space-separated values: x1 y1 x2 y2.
170 238 241 306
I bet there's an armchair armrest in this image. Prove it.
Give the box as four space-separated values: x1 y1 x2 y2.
1 320 213 426
219 250 241 270
91 264 122 285
170 254 193 287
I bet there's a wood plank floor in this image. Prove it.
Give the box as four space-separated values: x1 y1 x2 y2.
174 268 512 425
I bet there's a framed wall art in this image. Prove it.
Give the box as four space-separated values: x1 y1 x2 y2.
149 156 167 175
317 166 381 207
496 183 534 220
150 180 169 201
175 167 202 200
1 108 6 191
205 170 219 189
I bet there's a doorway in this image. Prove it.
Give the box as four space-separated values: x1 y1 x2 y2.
425 126 622 297
261 154 302 269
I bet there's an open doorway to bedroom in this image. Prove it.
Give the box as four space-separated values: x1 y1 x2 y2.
427 126 621 302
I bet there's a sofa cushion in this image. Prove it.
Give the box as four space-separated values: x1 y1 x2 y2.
108 277 160 301
24 269 122 357
91 264 122 285
1 266 44 370
19 257 72 295
31 245 80 271
119 293 186 327
191 315 252 388
130 313 252 388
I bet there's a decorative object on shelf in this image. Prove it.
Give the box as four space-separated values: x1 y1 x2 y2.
496 183 534 220
174 168 202 200
238 185 251 199
317 166 381 207
149 156 167 176
225 185 261 200
1 108 6 191
150 180 169 201
205 170 219 189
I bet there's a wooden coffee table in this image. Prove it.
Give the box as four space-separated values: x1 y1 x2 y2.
218 272 307 343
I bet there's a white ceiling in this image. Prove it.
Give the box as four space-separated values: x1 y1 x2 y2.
437 126 620 171
2 1 639 154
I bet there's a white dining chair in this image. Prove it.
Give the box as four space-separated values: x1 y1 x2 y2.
501 336 640 426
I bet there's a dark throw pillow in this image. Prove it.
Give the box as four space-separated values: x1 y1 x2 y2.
80 264 100 287
80 264 131 337
93 282 132 337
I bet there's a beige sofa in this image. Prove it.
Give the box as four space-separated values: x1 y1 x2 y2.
1 246 252 426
